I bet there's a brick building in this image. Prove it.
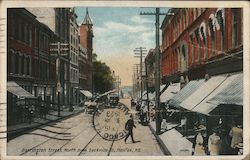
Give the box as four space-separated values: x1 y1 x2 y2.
79 9 94 91
27 8 72 105
161 8 243 83
7 8 57 125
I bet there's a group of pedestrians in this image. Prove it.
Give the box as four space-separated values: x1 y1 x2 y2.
192 124 243 155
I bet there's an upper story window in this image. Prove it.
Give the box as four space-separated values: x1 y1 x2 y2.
208 17 215 41
232 8 239 47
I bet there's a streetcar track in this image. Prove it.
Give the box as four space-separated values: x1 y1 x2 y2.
77 132 99 156
107 126 121 156
49 123 94 156
77 125 106 156
19 114 90 156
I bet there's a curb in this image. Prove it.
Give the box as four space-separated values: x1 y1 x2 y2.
148 123 171 156
7 109 85 141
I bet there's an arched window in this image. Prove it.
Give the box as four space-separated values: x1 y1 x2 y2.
7 51 11 74
15 53 19 74
21 55 25 75
216 9 225 50
232 9 239 47
208 18 215 41
26 57 30 75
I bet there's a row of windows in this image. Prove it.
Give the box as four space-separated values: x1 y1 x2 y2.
8 51 31 76
162 9 242 76
171 8 206 44
9 17 32 47
8 15 51 51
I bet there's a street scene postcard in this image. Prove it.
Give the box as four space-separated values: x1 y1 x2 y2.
0 1 249 160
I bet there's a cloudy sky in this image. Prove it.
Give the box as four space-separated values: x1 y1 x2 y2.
75 7 168 87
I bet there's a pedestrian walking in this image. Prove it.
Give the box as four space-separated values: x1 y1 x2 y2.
124 115 136 143
208 129 221 155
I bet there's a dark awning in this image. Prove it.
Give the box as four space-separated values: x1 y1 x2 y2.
7 81 35 98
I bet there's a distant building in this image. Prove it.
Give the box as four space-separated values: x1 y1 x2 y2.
79 8 94 91
161 8 243 83
69 8 80 105
78 44 88 89
145 49 156 91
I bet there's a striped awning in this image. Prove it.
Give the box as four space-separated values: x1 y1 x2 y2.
7 81 35 98
179 73 242 115
168 79 205 107
160 83 180 103
80 90 92 98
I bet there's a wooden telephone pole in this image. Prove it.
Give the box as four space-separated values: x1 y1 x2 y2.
140 8 174 135
50 42 69 117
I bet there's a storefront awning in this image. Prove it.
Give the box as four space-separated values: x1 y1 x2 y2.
147 85 166 101
192 73 243 115
207 73 243 106
168 79 205 107
7 81 35 98
179 75 228 111
160 83 180 103
80 90 93 98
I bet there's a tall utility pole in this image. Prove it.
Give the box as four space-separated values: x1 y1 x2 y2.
140 8 173 135
134 47 147 102
145 59 150 121
116 76 121 97
50 42 69 117
133 64 140 98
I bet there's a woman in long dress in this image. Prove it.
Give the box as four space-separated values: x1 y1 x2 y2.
194 132 206 155
208 131 221 155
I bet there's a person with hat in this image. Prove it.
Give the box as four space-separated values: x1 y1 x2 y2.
192 125 207 156
208 129 221 155
124 114 136 143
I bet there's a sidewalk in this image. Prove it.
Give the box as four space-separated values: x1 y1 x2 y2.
149 121 193 156
7 105 85 140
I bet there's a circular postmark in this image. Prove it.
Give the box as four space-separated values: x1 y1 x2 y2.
93 102 131 141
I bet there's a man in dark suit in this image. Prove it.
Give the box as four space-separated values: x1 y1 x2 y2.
124 115 136 143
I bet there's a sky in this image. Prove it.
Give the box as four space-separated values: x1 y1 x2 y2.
75 7 168 87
